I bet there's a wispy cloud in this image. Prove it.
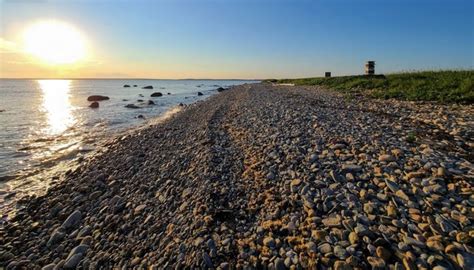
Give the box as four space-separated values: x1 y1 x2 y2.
0 38 22 54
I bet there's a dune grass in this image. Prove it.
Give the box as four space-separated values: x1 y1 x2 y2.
270 70 474 103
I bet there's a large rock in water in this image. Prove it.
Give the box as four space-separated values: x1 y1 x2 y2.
197 92 203 96
142 85 153 89
89 102 99 108
151 92 163 97
87 95 109 102
123 84 130 87
217 87 225 92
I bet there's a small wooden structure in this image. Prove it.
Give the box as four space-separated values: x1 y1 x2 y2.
365 61 375 75
325 72 331 78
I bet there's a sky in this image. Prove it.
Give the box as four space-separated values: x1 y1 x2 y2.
0 0 473 79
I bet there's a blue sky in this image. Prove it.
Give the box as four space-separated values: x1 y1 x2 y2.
0 0 473 79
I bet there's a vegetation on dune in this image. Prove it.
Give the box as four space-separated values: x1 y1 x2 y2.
269 70 474 103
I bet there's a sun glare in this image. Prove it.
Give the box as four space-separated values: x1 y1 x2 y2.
23 21 86 65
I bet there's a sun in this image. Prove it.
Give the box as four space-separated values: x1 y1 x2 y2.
23 20 86 65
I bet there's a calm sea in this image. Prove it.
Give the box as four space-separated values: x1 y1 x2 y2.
0 79 256 215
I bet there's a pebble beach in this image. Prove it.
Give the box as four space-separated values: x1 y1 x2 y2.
1 83 473 269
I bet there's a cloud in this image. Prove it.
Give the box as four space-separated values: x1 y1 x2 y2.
0 38 22 54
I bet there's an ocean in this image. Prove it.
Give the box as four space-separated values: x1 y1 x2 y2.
0 79 256 214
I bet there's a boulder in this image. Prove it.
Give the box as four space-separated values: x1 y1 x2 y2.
148 100 155 105
151 92 163 97
167 93 171 95
87 95 109 102
123 84 130 87
125 104 140 109
89 102 99 108
197 92 203 96
142 85 153 89
137 99 144 102
217 87 225 92
133 85 137 87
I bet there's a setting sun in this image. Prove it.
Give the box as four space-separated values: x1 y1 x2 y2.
22 21 86 65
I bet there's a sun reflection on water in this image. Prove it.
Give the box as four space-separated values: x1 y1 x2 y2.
38 80 75 135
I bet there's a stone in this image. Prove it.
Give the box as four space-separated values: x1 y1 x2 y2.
367 256 385 269
87 95 109 101
148 100 155 105
341 164 362 172
125 104 140 109
150 92 162 97
376 246 391 260
318 243 332 254
334 245 348 259
349 232 359 245
89 101 99 108
385 179 400 192
197 92 203 96
142 85 153 89
379 154 395 162
41 264 56 270
274 258 286 270
322 215 341 227
47 229 65 247
123 84 130 87
263 237 275 248
334 261 350 270
134 204 146 214
64 254 83 269
395 190 410 201
61 210 82 230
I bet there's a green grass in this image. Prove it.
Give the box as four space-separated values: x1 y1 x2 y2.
268 70 474 103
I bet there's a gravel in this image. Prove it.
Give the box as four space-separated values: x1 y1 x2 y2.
1 83 473 269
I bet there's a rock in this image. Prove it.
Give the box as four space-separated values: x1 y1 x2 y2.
349 231 359 245
376 246 391 260
395 190 410 201
150 92 163 97
334 245 348 259
341 164 362 173
133 84 137 87
41 264 56 270
142 85 153 89
217 87 225 92
322 215 341 227
125 104 140 109
47 229 65 247
64 244 88 269
263 237 275 248
385 179 400 192
134 204 146 214
89 101 99 108
123 84 130 87
202 252 213 268
334 261 350 270
367 256 385 269
148 100 155 105
87 95 109 101
61 210 82 230
378 154 395 162
318 243 332 254
64 254 83 269
274 258 286 270
197 92 203 96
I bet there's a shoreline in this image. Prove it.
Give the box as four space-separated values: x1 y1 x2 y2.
1 102 188 217
1 83 473 269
